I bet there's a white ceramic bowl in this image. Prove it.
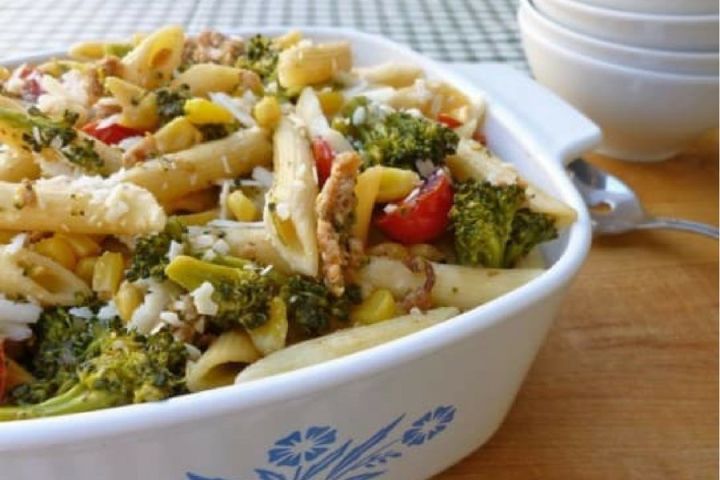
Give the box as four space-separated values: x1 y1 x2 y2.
573 0 718 16
519 16 719 161
0 29 598 480
535 0 720 51
520 0 719 75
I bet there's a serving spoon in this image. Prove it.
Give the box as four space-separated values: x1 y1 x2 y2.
567 158 719 239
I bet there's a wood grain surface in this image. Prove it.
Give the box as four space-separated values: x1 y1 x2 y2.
438 130 719 480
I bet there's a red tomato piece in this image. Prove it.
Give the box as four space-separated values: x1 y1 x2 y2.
437 113 462 129
375 170 454 244
81 121 144 145
311 137 334 187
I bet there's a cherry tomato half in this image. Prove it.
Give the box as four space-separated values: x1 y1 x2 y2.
81 121 144 145
375 170 453 244
437 113 462 129
311 137 334 187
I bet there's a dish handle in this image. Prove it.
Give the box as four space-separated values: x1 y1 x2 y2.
446 62 601 165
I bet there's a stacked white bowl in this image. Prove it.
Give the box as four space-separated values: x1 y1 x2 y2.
518 0 719 161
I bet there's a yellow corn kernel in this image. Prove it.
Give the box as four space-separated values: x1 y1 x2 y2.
227 190 258 221
253 96 281 129
274 30 303 50
316 89 344 116
351 289 397 325
75 256 98 285
173 209 219 226
33 236 77 271
376 167 421 203
184 98 234 125
0 67 10 82
153 116 203 154
114 281 144 323
92 251 125 298
56 233 101 258
68 41 105 60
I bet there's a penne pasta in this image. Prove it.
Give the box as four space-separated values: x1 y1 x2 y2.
236 307 458 382
104 76 159 130
171 64 261 97
357 256 544 310
263 117 319 276
122 128 272 203
0 244 91 306
448 138 577 227
278 41 352 88
186 329 261 392
188 222 292 273
247 296 289 356
0 149 40 182
121 26 185 89
355 62 425 88
0 177 166 235
295 87 353 153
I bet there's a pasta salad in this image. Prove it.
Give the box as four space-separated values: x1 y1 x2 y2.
0 27 575 420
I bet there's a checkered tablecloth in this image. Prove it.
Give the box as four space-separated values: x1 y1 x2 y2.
0 0 524 66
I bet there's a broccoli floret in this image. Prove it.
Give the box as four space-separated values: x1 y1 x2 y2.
197 122 239 141
503 208 557 268
9 306 120 405
21 107 79 151
0 107 107 174
154 84 191 126
450 179 558 268
237 34 279 82
61 137 104 173
450 180 526 268
165 255 278 331
332 97 459 171
125 218 186 282
282 276 361 337
1 329 187 421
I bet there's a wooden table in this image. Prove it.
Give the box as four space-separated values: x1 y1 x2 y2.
439 130 719 480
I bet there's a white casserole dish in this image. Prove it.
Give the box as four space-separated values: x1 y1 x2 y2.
0 28 598 480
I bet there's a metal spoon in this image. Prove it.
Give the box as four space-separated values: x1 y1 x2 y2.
567 158 719 239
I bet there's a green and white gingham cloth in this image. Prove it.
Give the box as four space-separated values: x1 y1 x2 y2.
0 0 524 66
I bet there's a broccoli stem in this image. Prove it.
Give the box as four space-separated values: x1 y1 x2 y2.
165 255 255 291
0 384 117 421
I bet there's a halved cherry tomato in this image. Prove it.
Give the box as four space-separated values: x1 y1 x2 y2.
375 170 453 244
81 121 144 145
0 340 6 401
437 113 462 129
311 137 334 187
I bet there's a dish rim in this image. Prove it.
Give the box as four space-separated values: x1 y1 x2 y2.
0 26 592 450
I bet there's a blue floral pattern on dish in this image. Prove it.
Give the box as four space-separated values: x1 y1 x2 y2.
186 405 456 480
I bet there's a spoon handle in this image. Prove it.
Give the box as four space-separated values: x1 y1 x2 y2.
636 217 719 239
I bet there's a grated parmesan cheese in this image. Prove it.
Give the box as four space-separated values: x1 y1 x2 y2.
0 295 42 341
190 281 218 316
251 166 274 188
